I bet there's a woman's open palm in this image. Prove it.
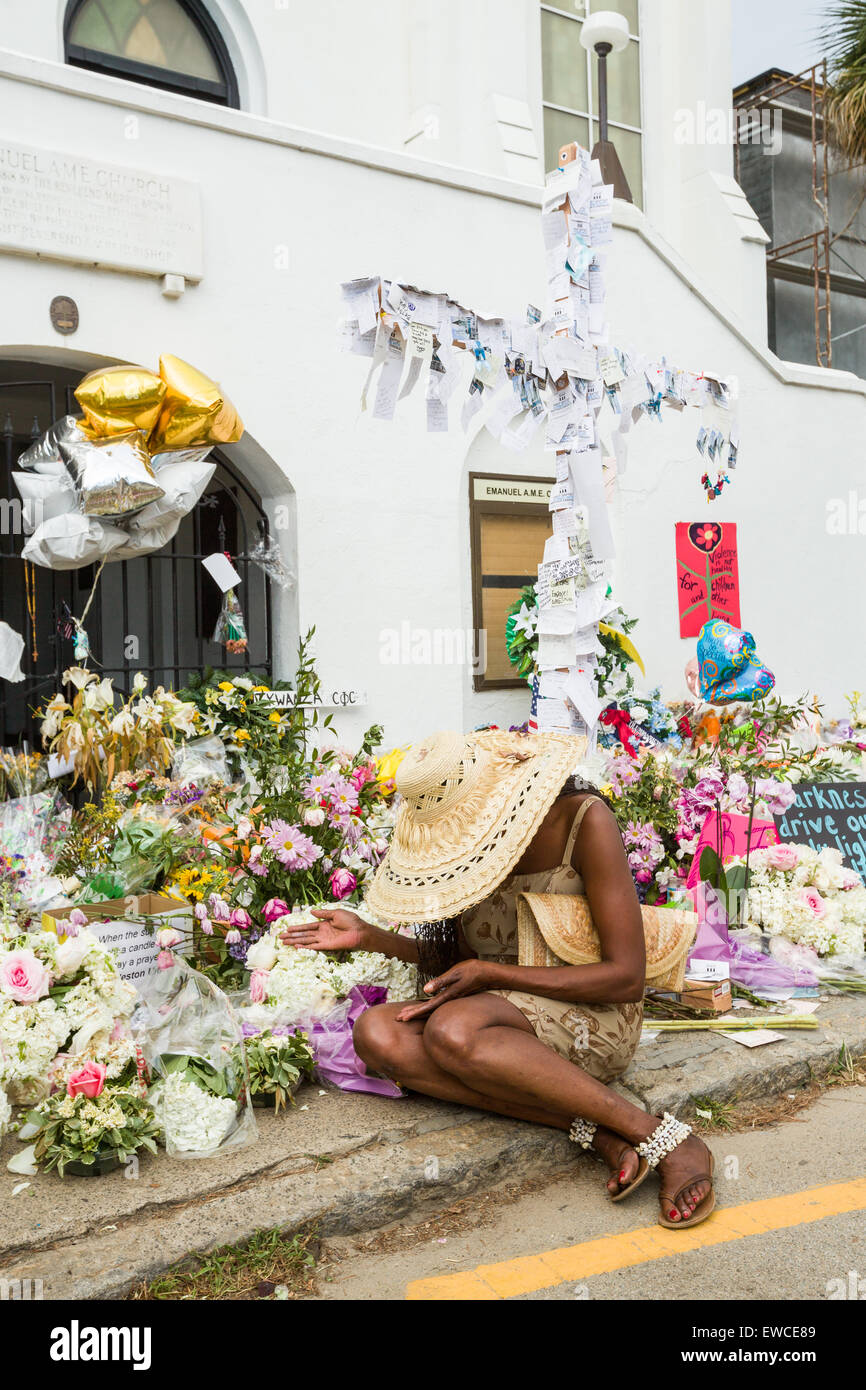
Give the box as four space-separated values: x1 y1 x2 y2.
279 907 367 952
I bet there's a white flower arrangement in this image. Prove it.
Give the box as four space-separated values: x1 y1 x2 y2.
150 1070 239 1153
731 844 866 958
0 926 137 1106
248 907 417 1020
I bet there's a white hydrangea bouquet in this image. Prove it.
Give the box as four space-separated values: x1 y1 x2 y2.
242 903 417 1020
730 843 866 957
0 915 137 1110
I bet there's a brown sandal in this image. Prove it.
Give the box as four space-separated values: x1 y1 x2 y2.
609 1146 650 1203
634 1112 717 1230
567 1119 650 1202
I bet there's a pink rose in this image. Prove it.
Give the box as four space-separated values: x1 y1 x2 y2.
230 907 252 930
249 969 269 1004
157 949 176 970
798 887 827 919
0 949 51 1003
263 898 290 922
329 867 357 900
764 844 800 872
67 1061 106 1099
156 927 183 949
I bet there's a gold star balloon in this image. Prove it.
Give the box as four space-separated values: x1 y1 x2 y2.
150 354 244 450
75 364 166 437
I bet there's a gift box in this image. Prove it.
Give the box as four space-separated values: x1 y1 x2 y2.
678 978 733 1014
42 893 192 988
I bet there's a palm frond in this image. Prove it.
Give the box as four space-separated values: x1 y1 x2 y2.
822 1 866 161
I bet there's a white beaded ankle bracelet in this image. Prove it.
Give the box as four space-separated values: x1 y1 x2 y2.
568 1116 597 1149
635 1111 692 1169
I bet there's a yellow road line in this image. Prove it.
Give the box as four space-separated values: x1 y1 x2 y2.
406 1175 866 1301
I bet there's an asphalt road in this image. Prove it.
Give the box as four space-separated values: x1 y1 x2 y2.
316 1086 866 1302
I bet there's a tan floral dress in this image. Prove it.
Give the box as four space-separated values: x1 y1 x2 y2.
461 796 643 1083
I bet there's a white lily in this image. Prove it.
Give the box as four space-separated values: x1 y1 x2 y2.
63 666 97 690
512 602 537 638
109 708 135 736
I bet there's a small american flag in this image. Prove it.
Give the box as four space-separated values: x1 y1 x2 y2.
57 603 74 640
528 672 539 733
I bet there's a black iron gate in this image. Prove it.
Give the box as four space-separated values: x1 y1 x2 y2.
0 363 273 745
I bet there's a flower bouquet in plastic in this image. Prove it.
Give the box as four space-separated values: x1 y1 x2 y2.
0 789 72 916
132 954 256 1158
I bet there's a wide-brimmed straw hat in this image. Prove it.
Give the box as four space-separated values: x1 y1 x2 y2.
365 728 587 924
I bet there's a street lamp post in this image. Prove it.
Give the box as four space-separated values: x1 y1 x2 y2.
578 9 633 202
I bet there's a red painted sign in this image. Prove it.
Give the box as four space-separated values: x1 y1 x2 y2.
675 522 741 638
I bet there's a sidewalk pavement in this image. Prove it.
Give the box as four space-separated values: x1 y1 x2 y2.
2 991 864 1299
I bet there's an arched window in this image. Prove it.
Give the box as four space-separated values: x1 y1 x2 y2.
64 0 238 107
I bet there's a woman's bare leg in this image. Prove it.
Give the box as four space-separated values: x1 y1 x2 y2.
355 997 711 1222
354 1001 571 1127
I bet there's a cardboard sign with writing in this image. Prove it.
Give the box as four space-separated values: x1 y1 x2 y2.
775 782 866 878
43 894 192 988
685 811 779 890
675 522 741 638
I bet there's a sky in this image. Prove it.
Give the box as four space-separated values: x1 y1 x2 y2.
731 0 834 86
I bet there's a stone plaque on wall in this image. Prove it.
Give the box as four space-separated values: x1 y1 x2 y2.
0 140 203 279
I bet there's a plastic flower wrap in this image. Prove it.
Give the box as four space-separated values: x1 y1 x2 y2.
171 735 230 787
212 588 248 654
132 956 256 1158
0 791 72 914
0 748 49 800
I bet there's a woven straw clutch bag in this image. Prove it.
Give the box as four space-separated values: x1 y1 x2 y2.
517 892 698 993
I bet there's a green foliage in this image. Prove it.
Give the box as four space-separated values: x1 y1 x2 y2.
690 694 858 784
28 1087 161 1178
822 2 866 165
597 610 640 701
157 1052 234 1098
239 1029 315 1113
134 1225 319 1301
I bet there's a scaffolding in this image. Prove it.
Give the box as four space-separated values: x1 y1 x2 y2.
734 62 832 368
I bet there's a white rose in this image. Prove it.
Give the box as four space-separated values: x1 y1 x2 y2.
245 936 278 971
303 807 325 827
54 928 98 977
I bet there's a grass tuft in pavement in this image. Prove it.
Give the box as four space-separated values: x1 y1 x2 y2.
130 1225 319 1301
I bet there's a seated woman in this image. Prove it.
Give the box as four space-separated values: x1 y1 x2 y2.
280 729 714 1229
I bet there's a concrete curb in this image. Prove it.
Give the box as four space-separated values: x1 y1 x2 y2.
2 992 864 1299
